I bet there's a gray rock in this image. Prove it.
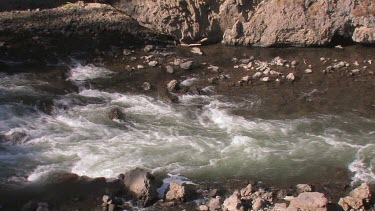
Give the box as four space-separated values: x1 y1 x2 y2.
123 49 132 56
108 108 124 120
191 47 203 55
148 61 158 67
142 82 151 91
166 65 174 74
144 45 155 52
180 61 193 70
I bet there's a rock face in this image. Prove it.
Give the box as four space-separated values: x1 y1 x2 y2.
122 168 159 206
112 0 375 46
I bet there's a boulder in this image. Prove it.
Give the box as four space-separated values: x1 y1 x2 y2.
108 107 124 120
122 168 158 206
223 191 242 211
338 183 371 211
167 80 179 92
165 182 196 202
288 192 328 211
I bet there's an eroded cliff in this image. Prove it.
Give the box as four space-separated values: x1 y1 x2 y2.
113 0 375 46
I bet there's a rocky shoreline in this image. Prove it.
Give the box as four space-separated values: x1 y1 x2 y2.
1 168 373 211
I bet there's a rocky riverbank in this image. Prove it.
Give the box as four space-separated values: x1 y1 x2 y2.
2 168 373 211
0 2 173 64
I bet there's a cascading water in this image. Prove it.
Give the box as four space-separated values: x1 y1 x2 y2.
0 63 374 187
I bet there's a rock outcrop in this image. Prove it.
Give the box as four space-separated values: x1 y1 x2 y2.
112 0 375 46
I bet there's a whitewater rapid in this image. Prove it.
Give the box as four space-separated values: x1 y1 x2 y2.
0 64 374 185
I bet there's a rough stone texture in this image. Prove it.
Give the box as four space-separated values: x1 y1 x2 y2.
123 168 158 206
223 192 242 211
338 183 371 211
112 0 375 46
288 192 328 211
165 182 196 202
207 196 222 210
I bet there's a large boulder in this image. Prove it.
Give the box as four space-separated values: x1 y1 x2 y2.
122 168 159 206
338 183 372 211
288 192 328 211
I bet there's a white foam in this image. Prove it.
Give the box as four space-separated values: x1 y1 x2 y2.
68 64 113 81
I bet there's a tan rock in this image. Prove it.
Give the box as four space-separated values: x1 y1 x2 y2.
223 192 242 211
165 182 196 202
288 192 328 211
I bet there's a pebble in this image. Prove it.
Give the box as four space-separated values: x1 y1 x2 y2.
191 47 203 55
130 57 137 61
354 61 359 66
199 205 209 211
260 77 270 82
320 57 326 61
144 45 155 52
305 69 313 74
351 69 360 74
167 80 178 92
368 60 372 65
335 45 344 49
137 65 144 69
291 60 298 67
253 72 262 79
148 61 158 67
286 73 295 81
234 65 239 69
180 61 193 70
241 76 251 83
173 58 181 66
166 65 174 74
142 82 151 91
240 59 250 64
207 65 220 72
123 49 132 56
208 77 219 84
